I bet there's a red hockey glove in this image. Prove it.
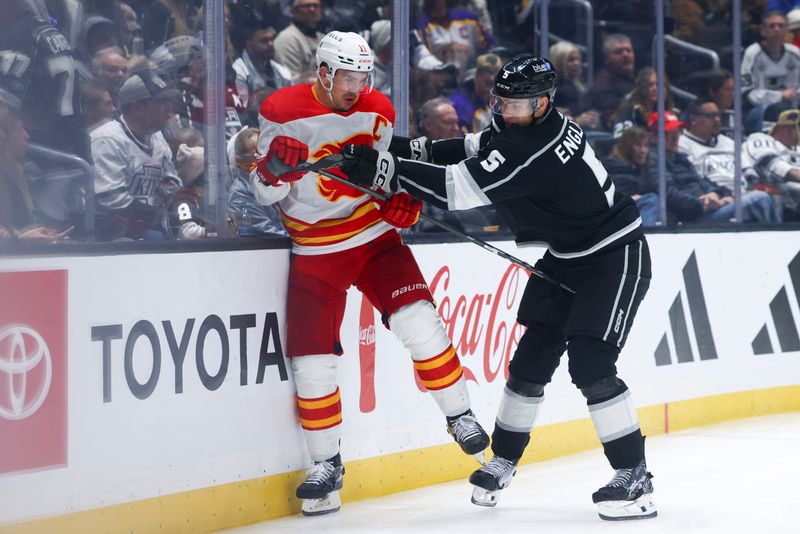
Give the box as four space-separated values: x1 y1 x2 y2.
254 136 309 186
377 192 422 228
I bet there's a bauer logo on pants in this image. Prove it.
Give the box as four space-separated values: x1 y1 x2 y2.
0 270 68 476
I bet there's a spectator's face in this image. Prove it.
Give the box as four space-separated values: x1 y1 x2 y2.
425 104 460 139
631 140 649 166
141 97 173 132
664 127 682 152
762 15 788 45
710 77 734 110
293 0 321 28
565 49 581 80
474 69 497 100
9 117 28 159
690 103 722 139
247 29 276 62
97 53 129 94
235 134 258 171
426 0 448 22
87 90 117 124
647 72 658 104
119 3 141 37
605 39 634 77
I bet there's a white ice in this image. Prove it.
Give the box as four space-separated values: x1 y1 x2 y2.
230 412 800 533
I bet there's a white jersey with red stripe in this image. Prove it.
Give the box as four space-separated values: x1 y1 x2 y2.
251 83 396 255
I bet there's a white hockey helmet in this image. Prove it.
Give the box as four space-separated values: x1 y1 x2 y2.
316 31 374 92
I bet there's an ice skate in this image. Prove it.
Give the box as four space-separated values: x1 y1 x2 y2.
592 459 656 520
296 454 345 516
468 455 518 507
447 410 490 463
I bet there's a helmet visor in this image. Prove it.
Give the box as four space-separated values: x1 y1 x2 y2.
332 70 373 94
490 92 539 117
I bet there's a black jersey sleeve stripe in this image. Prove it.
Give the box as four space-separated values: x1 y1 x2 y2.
482 115 569 194
397 158 450 208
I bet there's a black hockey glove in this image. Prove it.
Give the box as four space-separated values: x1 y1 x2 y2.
341 144 400 193
389 135 431 162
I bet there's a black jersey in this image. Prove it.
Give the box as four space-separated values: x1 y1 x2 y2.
0 8 90 160
397 109 642 258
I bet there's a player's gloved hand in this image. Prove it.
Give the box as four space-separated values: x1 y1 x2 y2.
254 136 309 186
341 144 399 193
389 135 431 162
376 192 422 228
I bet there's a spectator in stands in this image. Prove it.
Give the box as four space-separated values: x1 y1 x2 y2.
230 0 291 52
0 97 71 243
450 53 502 132
679 100 740 192
647 110 779 224
117 2 144 56
91 71 182 240
610 67 676 139
232 24 293 109
586 33 636 130
370 19 392 96
604 126 661 227
227 127 287 236
548 41 599 131
92 47 129 105
274 0 326 77
0 0 90 160
142 0 201 52
416 0 496 77
787 8 800 46
743 108 800 220
81 84 117 133
741 11 800 133
418 97 462 140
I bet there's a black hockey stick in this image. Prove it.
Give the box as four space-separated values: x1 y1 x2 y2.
281 155 575 294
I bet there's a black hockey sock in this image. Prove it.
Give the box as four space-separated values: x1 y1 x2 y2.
490 425 529 462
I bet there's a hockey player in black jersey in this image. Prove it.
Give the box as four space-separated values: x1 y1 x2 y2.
340 54 656 521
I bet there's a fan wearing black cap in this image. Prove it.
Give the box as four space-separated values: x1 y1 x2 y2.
340 54 657 521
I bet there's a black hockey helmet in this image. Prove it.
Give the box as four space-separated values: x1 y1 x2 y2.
493 54 558 101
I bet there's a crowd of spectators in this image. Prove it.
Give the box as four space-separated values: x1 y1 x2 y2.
4 0 800 249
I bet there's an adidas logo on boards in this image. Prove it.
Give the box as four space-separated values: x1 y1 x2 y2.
752 251 800 355
654 251 718 366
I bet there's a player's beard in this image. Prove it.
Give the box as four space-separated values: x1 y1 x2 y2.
332 91 358 112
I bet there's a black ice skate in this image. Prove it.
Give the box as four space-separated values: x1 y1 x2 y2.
296 454 345 516
446 410 490 464
468 455 518 507
592 459 656 520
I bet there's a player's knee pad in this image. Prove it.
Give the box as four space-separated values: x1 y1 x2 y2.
291 354 338 398
579 376 627 404
496 375 546 434
567 335 620 388
388 300 450 359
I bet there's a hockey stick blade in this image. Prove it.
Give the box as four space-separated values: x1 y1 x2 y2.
312 167 575 294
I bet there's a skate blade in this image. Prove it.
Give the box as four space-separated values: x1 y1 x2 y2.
597 494 657 521
470 485 501 507
301 490 342 516
473 450 487 466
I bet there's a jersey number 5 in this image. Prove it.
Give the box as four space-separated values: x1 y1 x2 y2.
480 150 506 172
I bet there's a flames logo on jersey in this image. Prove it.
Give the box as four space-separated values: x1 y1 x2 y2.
313 134 375 202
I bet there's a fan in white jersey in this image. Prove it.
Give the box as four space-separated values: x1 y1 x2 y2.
741 11 800 132
92 71 200 240
249 30 489 517
743 108 800 218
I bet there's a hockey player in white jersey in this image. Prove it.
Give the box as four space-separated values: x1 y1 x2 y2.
249 31 489 516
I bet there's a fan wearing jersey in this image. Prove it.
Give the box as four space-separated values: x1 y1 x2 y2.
341 54 656 521
249 31 489 517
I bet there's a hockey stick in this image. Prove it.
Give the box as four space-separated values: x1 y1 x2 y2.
283 155 575 294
